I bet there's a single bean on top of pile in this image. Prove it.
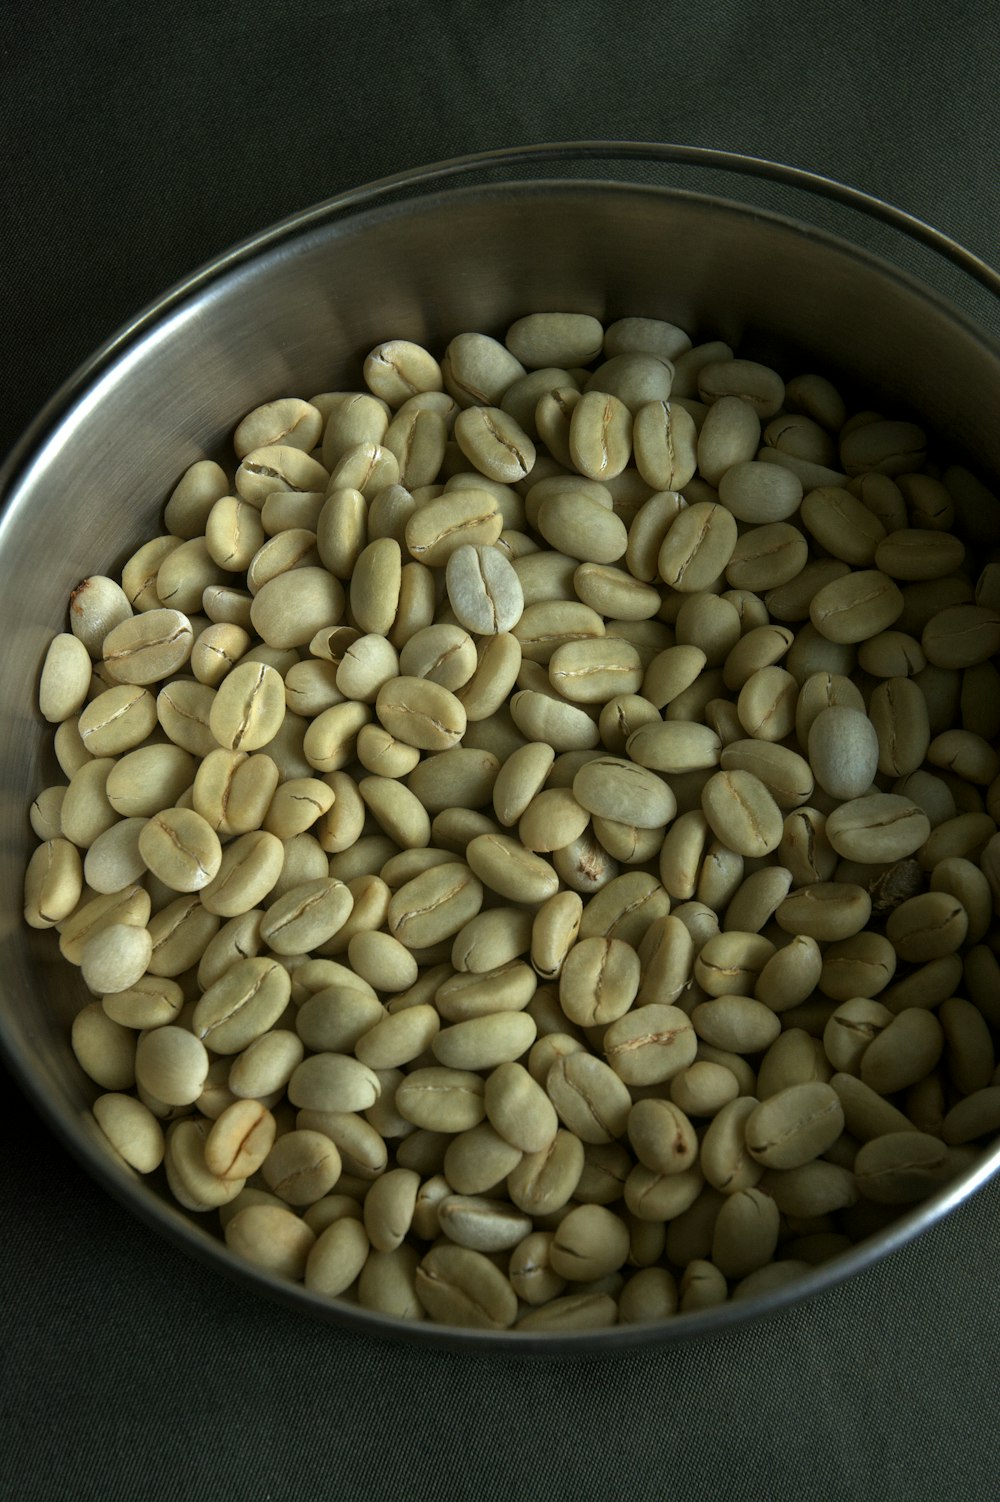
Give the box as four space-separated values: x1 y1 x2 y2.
24 309 1000 1332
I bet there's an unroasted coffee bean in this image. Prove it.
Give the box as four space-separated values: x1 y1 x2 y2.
210 661 286 751
415 1244 517 1329
138 808 223 893
701 769 783 857
549 1203 630 1281
466 834 558 904
627 1097 698 1175
699 1097 763 1194
810 571 904 643
854 1131 953 1203
808 707 879 799
711 1187 781 1280
658 502 738 592
568 391 633 481
602 1005 697 1086
744 1084 845 1169
825 795 931 862
103 609 194 684
859 1008 943 1095
941 1087 1000 1146
92 1092 165 1174
546 1051 631 1144
446 544 524 634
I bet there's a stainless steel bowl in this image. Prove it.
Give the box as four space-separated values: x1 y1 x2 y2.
3 143 999 1350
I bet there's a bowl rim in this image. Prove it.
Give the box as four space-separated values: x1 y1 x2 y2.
4 141 1000 1351
4 140 1000 492
20 1060 1000 1354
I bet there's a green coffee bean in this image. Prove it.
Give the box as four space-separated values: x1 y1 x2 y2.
825 794 930 863
853 1131 954 1204
209 661 286 751
466 833 558 904
102 609 194 684
545 1051 631 1144
632 400 698 490
755 1028 830 1099
222 1203 315 1279
138 808 222 892
165 1119 246 1211
810 570 904 643
92 1092 165 1174
744 1083 844 1168
939 996 995 1095
577 870 669 948
453 405 535 484
392 1067 485 1134
668 1061 740 1119
70 574 136 652
558 936 640 1027
288 1053 381 1115
530 891 583 981
737 665 798 742
711 1187 781 1279
702 769 783 857
549 1203 631 1281
192 956 291 1054
718 461 802 524
840 419 927 477
77 915 152 996
573 755 674 828
133 1024 209 1106
602 1003 698 1086
199 830 285 916
258 1129 341 1207
374 675 466 754
941 1086 1000 1145
203 1099 276 1181
444 543 524 635
678 1259 728 1312
658 502 738 592
405 488 502 567
565 391 633 483
721 744 812 812
435 960 536 1022
39 633 93 723
624 1160 705 1222
691 995 782 1055
698 358 784 419
808 706 879 799
700 1096 763 1193
23 838 83 929
627 1097 698 1175
695 395 760 486
432 1010 537 1071
415 1243 517 1330
627 720 721 774
859 1008 943 1095
869 676 932 777
923 604 1000 668
885 890 968 962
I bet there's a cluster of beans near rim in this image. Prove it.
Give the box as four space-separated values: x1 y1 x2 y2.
25 310 1000 1333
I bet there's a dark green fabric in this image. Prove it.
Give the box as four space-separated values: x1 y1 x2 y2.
3 3 999 1498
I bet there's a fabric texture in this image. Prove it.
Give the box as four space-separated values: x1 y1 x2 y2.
3 3 999 1498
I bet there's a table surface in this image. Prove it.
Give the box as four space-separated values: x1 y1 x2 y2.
3 4 999 1498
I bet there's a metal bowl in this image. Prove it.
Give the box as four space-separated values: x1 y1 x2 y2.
3 143 999 1350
